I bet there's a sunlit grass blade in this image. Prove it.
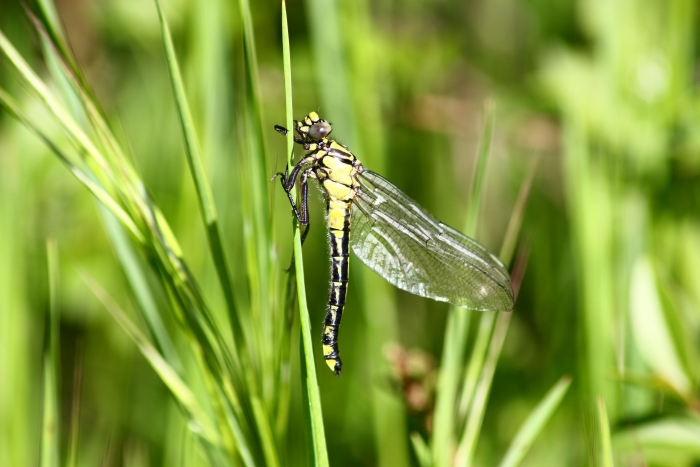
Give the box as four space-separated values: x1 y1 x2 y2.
302 0 409 463
281 0 294 164
629 256 692 397
251 397 279 467
597 397 614 467
274 6 296 440
280 2 328 464
465 102 495 239
237 0 282 419
614 418 700 464
498 376 572 467
40 239 60 467
295 229 328 467
28 12 87 132
410 433 431 467
65 347 82 467
251 396 280 467
565 127 618 412
36 0 65 46
499 154 541 267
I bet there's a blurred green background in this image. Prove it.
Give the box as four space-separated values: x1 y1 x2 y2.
1 0 699 466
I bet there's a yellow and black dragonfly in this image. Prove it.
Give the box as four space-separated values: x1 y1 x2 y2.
275 112 514 376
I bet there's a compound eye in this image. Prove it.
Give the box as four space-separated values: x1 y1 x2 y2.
309 121 332 140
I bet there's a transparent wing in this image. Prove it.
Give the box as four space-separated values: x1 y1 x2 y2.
350 169 514 312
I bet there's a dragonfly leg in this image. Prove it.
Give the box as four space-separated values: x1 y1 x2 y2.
295 169 312 226
273 157 314 221
283 168 315 272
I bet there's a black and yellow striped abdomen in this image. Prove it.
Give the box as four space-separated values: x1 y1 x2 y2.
318 144 357 376
322 198 352 375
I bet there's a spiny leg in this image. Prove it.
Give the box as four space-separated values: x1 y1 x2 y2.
283 168 314 272
273 156 314 223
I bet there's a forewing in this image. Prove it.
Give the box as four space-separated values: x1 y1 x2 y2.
350 169 514 312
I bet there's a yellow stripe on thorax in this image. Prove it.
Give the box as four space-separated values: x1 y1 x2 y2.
321 155 355 186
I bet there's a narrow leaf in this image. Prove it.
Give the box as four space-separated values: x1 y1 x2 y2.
499 376 572 467
597 397 614 467
40 240 60 467
630 257 691 396
153 0 238 328
281 2 328 465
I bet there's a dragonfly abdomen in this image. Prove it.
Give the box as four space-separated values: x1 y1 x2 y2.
322 199 352 376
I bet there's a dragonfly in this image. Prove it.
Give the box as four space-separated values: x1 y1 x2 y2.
274 112 514 376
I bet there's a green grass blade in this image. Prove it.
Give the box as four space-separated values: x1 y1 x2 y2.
456 312 510 465
455 313 494 426
431 309 471 467
280 3 328 463
250 397 280 467
29 13 87 132
0 116 33 467
295 230 329 467
154 0 216 222
273 4 296 441
36 0 65 45
465 103 495 238
237 0 281 416
614 418 700 463
40 239 60 467
431 106 494 467
498 376 572 467
65 351 81 467
499 154 540 266
410 433 432 467
456 150 536 464
154 0 239 335
597 397 614 467
629 256 692 396
282 1 294 165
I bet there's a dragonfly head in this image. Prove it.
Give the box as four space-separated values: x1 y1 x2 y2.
297 112 332 143
275 112 333 147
